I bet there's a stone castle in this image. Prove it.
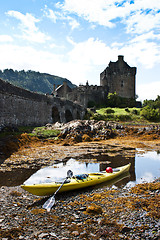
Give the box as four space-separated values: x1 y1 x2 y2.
54 55 137 107
0 55 137 127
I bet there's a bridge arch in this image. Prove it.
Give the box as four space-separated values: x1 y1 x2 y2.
76 111 81 119
52 106 60 123
65 109 73 122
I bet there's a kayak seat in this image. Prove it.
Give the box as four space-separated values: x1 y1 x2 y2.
90 173 104 176
112 169 120 172
74 174 89 180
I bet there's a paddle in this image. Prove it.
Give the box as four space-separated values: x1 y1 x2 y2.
43 170 73 212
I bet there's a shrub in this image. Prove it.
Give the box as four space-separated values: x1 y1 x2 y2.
132 109 138 115
107 92 136 108
88 100 96 108
91 113 107 121
116 114 132 121
105 114 115 120
125 108 130 112
140 106 160 121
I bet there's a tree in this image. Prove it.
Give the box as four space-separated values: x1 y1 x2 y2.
107 92 136 108
140 106 160 121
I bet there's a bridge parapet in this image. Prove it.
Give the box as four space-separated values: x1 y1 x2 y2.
0 78 86 127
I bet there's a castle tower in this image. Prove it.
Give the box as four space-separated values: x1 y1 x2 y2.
100 55 136 99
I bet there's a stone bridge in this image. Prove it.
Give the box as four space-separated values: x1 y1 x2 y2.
0 78 86 127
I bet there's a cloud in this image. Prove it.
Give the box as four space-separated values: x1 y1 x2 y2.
0 43 64 74
0 35 13 42
137 81 160 101
44 8 58 23
119 38 160 68
0 42 87 85
59 0 160 35
59 0 117 28
130 31 160 43
44 5 80 30
6 10 50 43
125 10 160 34
0 38 113 86
68 37 114 65
43 1 160 72
67 16 80 30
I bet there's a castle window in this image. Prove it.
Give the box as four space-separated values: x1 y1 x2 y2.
121 80 124 87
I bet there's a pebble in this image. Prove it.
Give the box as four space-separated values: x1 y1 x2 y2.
38 233 49 238
0 186 159 240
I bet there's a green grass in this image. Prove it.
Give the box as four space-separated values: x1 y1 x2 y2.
97 107 140 115
93 107 143 122
29 126 61 138
0 125 61 140
0 126 35 139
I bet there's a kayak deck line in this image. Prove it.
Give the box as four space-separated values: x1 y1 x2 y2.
21 163 131 196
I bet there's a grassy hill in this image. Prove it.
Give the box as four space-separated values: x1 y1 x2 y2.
0 69 76 94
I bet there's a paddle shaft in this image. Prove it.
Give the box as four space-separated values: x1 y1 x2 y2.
43 170 73 211
54 178 67 195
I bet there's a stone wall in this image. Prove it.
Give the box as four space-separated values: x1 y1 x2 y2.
0 79 86 127
66 84 108 107
55 82 109 108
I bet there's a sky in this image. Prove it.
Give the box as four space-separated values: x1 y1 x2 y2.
0 0 160 102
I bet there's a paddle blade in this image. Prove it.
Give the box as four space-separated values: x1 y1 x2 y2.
43 196 55 212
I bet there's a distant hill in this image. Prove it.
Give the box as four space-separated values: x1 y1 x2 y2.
0 69 76 94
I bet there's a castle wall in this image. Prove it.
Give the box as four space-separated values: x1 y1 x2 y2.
65 85 108 107
0 79 86 127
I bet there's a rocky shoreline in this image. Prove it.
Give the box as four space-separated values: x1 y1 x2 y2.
0 179 159 239
0 120 160 239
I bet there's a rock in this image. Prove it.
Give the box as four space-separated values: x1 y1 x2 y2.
121 226 131 233
86 204 103 214
82 134 91 142
50 232 57 237
72 231 79 236
78 206 87 211
38 233 49 238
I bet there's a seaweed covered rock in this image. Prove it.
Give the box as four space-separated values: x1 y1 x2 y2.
55 120 118 143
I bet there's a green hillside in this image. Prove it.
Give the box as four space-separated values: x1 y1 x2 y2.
0 69 76 94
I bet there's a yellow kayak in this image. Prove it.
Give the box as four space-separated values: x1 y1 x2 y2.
21 163 131 196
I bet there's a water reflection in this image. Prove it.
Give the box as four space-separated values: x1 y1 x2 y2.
0 149 160 188
133 150 160 185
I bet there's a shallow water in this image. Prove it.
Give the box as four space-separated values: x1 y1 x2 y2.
128 150 160 186
24 149 160 188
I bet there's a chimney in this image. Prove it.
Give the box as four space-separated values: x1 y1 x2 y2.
118 55 124 61
63 81 67 94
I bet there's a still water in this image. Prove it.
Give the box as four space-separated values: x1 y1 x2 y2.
24 149 160 188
